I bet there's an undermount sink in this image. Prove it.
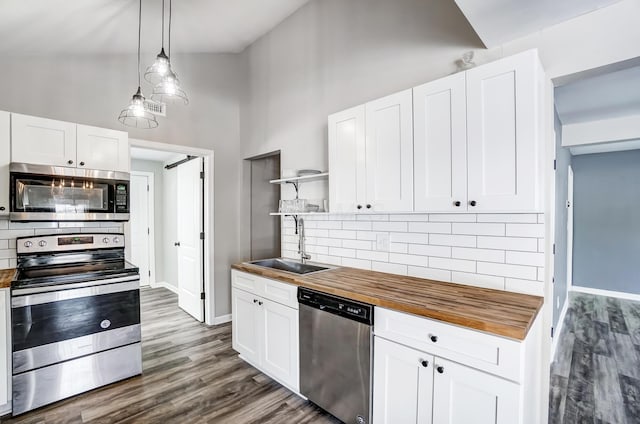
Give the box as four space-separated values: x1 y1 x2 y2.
250 258 330 275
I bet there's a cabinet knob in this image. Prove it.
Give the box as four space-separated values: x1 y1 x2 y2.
430 335 438 343
253 299 258 303
420 360 429 368
453 201 461 207
67 160 74 165
436 366 445 374
357 205 363 210
0 206 4 211
174 242 181 247
366 204 372 209
79 161 85 166
469 200 477 207
258 301 263 306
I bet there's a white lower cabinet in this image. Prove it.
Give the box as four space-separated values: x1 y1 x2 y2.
0 289 10 414
231 271 299 392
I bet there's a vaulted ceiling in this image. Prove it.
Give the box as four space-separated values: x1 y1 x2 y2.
0 0 311 55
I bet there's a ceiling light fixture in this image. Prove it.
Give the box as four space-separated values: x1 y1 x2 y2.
150 0 189 105
118 0 158 129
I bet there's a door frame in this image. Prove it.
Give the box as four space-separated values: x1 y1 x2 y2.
129 138 217 326
129 170 156 287
566 165 574 295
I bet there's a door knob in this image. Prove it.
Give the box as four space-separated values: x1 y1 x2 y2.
469 200 477 207
174 242 181 247
453 201 461 207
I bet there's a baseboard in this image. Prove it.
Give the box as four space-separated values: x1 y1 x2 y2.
571 285 640 302
154 281 179 295
551 298 569 361
213 314 232 325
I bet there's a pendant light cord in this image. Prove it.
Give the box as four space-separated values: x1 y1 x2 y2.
168 0 172 58
137 0 142 87
161 0 165 48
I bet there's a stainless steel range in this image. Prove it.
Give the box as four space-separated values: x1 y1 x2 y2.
10 232 142 415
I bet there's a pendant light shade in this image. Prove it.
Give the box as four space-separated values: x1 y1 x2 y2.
144 47 170 85
151 69 189 105
118 87 159 129
118 0 158 129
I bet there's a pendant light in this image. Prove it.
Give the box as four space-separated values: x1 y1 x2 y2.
118 0 158 129
144 0 170 85
151 0 189 105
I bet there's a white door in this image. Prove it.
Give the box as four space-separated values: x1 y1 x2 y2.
177 158 204 321
413 73 467 212
130 173 151 286
11 113 77 167
0 111 10 215
77 125 129 172
373 337 433 424
432 357 519 424
328 105 366 213
566 165 574 290
466 50 540 212
231 288 261 365
260 298 299 391
365 89 414 212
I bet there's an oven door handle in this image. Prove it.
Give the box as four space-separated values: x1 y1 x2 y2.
12 280 140 308
12 274 139 296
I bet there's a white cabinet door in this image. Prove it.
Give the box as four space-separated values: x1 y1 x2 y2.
328 105 366 213
0 289 9 411
11 113 77 167
432 357 519 424
231 288 261 365
373 337 433 424
0 111 9 215
413 73 467 212
77 125 129 172
466 50 540 212
365 89 414 212
260 299 299 391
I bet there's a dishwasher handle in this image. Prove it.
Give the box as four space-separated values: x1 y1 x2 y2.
298 287 373 325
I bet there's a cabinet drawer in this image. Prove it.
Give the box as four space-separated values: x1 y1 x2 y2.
374 307 522 382
231 270 298 309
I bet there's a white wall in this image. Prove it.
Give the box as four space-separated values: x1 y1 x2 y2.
0 52 243 318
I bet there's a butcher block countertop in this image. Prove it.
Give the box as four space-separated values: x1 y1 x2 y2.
232 262 544 340
0 269 15 289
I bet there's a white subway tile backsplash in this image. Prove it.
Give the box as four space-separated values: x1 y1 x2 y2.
3 229 36 238
429 234 476 247
341 257 372 270
307 245 329 255
372 261 408 275
0 249 16 259
429 214 476 222
9 221 58 229
429 257 475 273
506 251 545 267
389 214 429 222
0 220 8 230
505 278 544 296
307 229 329 238
0 259 8 269
537 267 545 282
357 250 389 262
314 254 342 266
316 221 343 230
538 239 545 253
476 236 538 252
477 214 538 223
327 214 355 221
389 253 428 267
408 244 451 258
372 222 407 232
451 272 505 290
389 243 408 254
0 240 8 250
390 232 429 244
505 223 545 238
477 262 537 280
407 266 451 282
342 221 372 231
452 247 505 263
342 239 373 250
407 222 451 234
538 214 545 224
328 247 356 258
328 229 357 239
315 237 342 247
356 231 378 241
356 214 389 221
452 223 505 236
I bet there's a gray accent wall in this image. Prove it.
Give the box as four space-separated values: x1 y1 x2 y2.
552 109 572 329
572 148 640 295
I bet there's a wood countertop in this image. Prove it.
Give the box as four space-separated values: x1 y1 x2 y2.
0 269 15 289
232 263 543 340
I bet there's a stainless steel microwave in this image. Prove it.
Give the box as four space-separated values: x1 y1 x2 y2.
9 163 130 222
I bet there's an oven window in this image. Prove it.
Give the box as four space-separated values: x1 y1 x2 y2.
12 290 140 352
14 177 109 212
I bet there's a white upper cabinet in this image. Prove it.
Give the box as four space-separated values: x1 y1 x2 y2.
328 105 366 212
432 357 519 424
466 50 541 212
0 111 9 215
77 125 129 172
413 73 467 212
11 113 77 167
365 89 414 212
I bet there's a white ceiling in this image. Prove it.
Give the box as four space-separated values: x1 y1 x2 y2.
555 64 640 125
130 147 183 163
0 0 311 55
454 0 622 47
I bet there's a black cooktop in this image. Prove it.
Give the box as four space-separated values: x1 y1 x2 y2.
12 260 139 289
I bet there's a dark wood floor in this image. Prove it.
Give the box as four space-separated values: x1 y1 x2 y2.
549 292 640 424
1 287 338 424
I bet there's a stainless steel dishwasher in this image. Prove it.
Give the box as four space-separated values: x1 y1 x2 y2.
298 287 373 424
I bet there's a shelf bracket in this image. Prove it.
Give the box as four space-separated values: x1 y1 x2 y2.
286 181 300 199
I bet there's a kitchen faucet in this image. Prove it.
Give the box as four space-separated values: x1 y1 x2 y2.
298 218 311 264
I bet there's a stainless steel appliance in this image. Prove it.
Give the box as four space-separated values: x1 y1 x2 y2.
9 162 130 222
298 287 373 424
10 233 142 415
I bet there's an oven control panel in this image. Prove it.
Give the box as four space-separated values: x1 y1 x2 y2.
17 233 125 254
